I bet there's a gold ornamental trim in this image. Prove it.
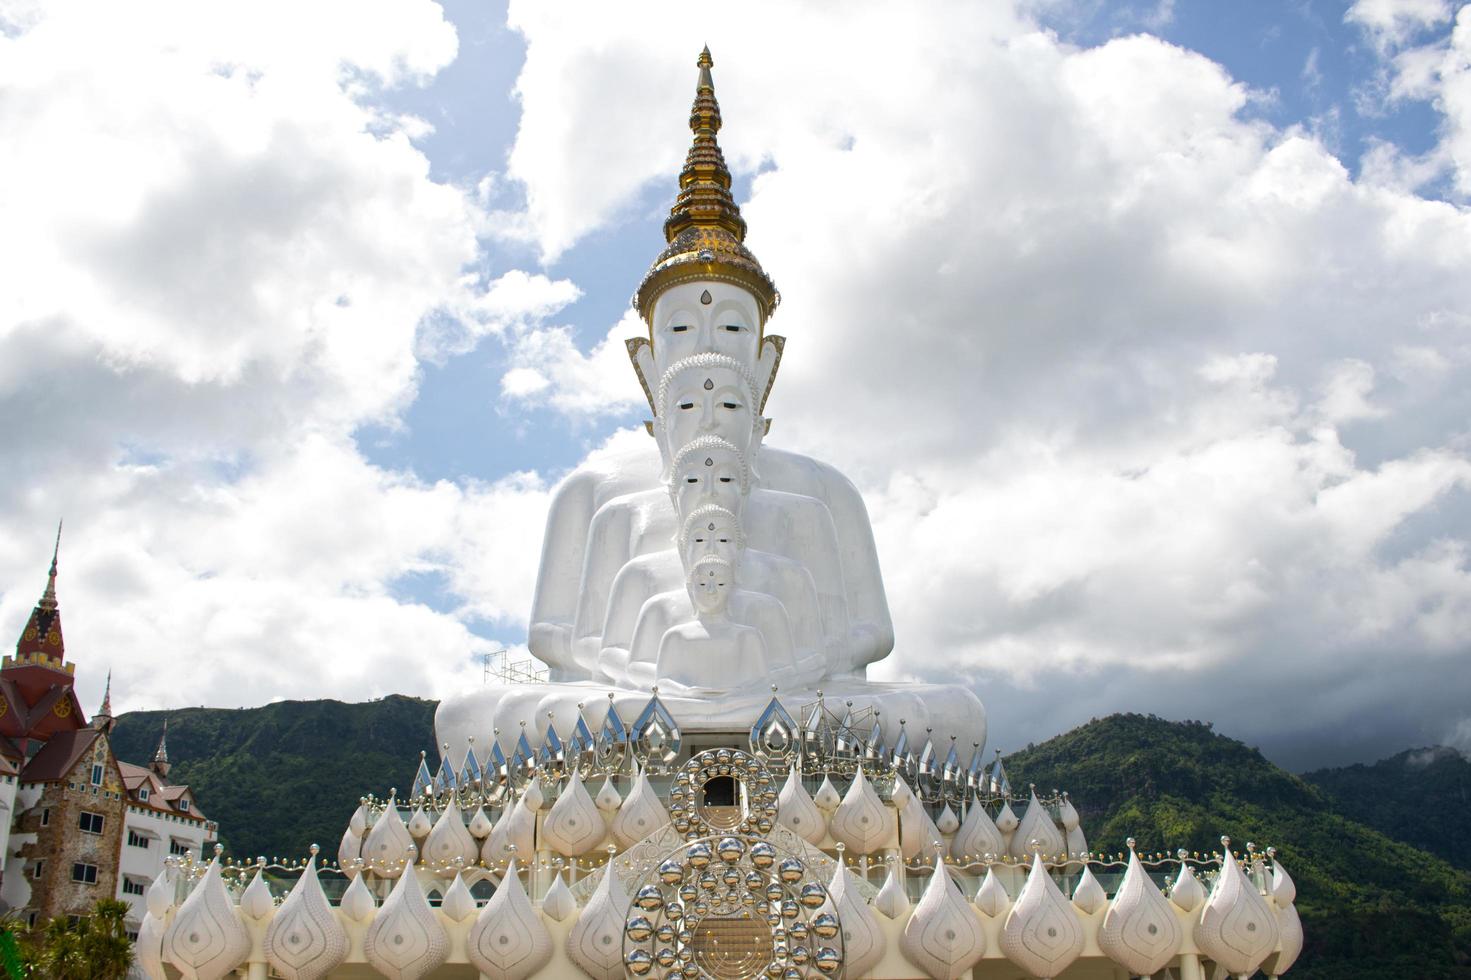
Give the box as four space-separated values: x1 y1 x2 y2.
635 47 778 329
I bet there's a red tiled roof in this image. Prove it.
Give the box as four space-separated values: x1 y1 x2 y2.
0 735 23 764
116 760 206 821
19 728 101 783
117 761 156 792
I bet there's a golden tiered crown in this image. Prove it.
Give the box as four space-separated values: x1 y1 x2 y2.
634 47 780 328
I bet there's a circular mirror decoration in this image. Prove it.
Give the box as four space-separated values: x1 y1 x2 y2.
669 749 778 840
623 834 843 979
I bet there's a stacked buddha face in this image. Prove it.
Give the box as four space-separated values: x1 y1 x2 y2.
631 282 785 692
647 285 775 624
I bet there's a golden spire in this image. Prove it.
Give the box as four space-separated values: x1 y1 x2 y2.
635 47 779 327
40 518 61 611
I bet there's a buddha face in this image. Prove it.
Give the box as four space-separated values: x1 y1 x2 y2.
682 509 742 567
660 364 759 458
650 281 761 378
670 442 746 515
688 556 734 616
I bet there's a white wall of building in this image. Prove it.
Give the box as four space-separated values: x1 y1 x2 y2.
0 774 17 876
0 783 43 913
116 803 212 924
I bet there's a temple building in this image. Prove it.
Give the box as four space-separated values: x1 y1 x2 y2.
0 529 216 935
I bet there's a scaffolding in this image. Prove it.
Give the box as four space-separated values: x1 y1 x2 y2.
482 646 547 685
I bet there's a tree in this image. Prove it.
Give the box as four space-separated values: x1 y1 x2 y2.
26 899 133 980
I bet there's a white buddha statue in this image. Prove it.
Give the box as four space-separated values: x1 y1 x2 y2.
655 555 768 694
562 359 857 680
600 503 822 691
534 327 892 680
437 47 984 760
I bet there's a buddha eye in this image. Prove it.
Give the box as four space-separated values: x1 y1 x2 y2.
672 324 691 333
721 401 740 410
679 401 695 410
685 477 699 484
718 536 729 544
718 477 733 484
694 536 705 544
723 324 743 332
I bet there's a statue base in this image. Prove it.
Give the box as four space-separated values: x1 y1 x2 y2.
434 677 987 770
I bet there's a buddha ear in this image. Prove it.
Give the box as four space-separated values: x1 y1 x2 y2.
755 335 784 414
653 415 675 482
626 337 657 417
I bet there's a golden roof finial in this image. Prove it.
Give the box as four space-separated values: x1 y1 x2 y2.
635 47 779 327
40 518 62 610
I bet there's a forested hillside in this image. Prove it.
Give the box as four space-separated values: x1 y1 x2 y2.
1306 745 1471 872
110 695 437 860
1006 714 1471 979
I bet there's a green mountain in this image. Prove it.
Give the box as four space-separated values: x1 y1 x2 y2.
1306 746 1471 872
110 699 1471 977
1005 713 1471 979
109 696 437 861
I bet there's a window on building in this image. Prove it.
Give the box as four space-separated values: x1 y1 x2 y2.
32 860 45 880
78 811 105 834
178 798 190 812
39 808 49 827
127 829 151 848
70 863 98 885
138 788 150 802
90 764 103 786
122 878 146 896
169 840 191 857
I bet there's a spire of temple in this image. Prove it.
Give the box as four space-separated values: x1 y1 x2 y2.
92 670 115 734
40 519 61 611
152 718 172 778
665 45 744 243
10 520 71 673
635 47 779 326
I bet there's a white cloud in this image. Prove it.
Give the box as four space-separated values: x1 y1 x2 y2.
1351 4 1471 198
1346 0 1452 52
0 0 564 713
497 310 648 417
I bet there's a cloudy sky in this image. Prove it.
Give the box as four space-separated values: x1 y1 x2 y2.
2 0 1469 771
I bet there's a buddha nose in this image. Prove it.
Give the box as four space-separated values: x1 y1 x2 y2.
699 399 717 431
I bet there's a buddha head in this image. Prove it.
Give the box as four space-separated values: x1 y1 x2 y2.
667 435 750 515
678 503 744 568
634 49 778 352
648 281 761 379
687 554 735 618
655 353 763 465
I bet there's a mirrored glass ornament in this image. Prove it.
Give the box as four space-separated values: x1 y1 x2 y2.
632 693 681 767
434 754 457 795
539 721 565 770
597 698 630 771
411 753 433 799
459 741 483 789
749 695 798 762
